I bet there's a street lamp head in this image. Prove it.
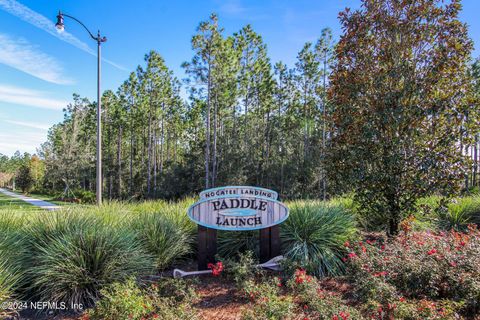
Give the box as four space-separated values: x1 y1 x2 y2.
55 11 65 32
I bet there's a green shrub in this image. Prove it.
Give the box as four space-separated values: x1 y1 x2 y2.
131 213 194 270
281 201 357 277
72 189 96 204
416 196 480 231
463 185 480 195
88 278 198 320
391 299 463 320
223 251 264 288
17 211 154 307
153 277 198 303
351 267 399 306
88 278 152 320
241 278 295 320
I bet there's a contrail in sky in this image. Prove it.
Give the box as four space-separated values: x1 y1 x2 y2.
0 33 74 84
0 0 128 71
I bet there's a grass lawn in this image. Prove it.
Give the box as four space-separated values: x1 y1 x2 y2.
0 192 40 211
26 191 77 206
5 190 76 207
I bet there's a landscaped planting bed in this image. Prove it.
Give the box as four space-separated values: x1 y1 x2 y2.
0 197 480 319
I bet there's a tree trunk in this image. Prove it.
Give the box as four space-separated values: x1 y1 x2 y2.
117 125 122 198
212 93 218 187
160 102 165 175
130 117 134 195
475 135 479 187
322 52 327 200
147 92 153 197
153 126 157 197
303 82 309 162
205 55 212 189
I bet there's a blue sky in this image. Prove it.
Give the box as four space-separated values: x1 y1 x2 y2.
1 0 480 156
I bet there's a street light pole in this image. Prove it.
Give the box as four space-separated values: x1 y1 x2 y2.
55 11 107 205
96 32 103 206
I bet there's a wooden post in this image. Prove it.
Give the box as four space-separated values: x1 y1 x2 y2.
259 225 281 263
198 225 217 270
270 225 281 257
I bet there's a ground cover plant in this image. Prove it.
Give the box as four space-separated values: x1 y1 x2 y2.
86 278 199 320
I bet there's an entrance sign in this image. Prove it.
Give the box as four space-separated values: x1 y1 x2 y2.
199 186 278 201
188 195 288 231
191 186 288 269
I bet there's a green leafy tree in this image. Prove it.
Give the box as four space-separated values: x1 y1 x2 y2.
328 0 477 234
16 164 34 193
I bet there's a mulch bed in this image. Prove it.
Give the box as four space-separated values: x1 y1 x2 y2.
193 276 246 320
13 273 352 320
14 276 248 320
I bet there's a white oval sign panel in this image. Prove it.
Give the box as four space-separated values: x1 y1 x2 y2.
189 186 288 231
199 186 278 200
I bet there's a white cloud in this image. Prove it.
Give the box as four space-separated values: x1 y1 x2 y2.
0 84 68 110
0 0 128 71
3 119 50 131
0 33 74 84
0 131 46 155
219 0 246 15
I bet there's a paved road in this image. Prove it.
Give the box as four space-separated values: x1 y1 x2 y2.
0 188 60 211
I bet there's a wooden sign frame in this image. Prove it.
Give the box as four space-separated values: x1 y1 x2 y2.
189 186 288 270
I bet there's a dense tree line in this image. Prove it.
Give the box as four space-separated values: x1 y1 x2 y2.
0 151 44 192
32 14 335 200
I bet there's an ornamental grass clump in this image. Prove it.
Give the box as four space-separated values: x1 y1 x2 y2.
440 196 480 231
281 201 357 277
129 199 196 235
218 230 259 258
416 196 480 231
18 210 155 307
0 211 26 269
131 212 194 270
0 260 19 304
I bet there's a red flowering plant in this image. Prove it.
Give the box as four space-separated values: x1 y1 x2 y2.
367 298 463 320
344 225 480 316
286 268 363 319
241 277 296 320
207 261 224 277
